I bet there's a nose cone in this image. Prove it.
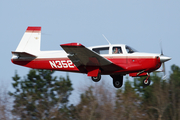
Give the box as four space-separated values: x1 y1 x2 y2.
160 55 171 63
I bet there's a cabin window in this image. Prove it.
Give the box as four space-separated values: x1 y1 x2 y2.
126 46 137 53
112 47 123 54
92 47 109 54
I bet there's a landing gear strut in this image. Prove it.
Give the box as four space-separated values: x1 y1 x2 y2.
111 75 123 88
91 73 101 82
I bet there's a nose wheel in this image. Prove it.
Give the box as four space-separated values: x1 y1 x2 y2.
143 74 151 86
143 78 151 86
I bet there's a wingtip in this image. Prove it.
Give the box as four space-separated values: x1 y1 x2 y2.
60 43 84 47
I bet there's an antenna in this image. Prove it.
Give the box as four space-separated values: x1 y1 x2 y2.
102 34 111 45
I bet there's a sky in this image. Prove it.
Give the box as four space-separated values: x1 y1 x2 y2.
0 0 180 105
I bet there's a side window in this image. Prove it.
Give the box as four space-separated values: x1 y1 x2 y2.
92 47 109 54
112 47 123 54
126 46 137 53
126 47 131 53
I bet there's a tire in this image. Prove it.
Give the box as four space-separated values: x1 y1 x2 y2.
113 79 123 88
91 74 101 82
111 75 123 88
143 78 151 86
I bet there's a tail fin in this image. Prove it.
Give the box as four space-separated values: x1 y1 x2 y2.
15 26 41 55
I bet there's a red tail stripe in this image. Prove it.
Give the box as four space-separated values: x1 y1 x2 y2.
26 26 41 32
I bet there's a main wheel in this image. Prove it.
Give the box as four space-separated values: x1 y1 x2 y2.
143 78 151 86
91 74 101 82
111 75 123 88
113 79 123 88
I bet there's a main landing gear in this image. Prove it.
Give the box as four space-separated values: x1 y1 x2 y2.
91 73 101 82
111 75 123 88
91 74 123 88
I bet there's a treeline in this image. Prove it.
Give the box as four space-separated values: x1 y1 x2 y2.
1 64 180 120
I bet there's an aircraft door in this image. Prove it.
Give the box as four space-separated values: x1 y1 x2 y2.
126 46 142 70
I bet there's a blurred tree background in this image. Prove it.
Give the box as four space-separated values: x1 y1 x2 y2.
0 64 180 120
9 69 73 120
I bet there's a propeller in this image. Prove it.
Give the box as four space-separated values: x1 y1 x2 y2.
162 62 167 80
159 42 170 80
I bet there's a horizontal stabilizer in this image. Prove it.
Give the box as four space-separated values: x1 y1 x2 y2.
12 51 36 57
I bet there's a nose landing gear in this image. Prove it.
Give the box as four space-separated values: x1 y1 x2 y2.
143 73 151 86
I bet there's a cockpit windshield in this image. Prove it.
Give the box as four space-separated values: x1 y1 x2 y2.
125 45 138 53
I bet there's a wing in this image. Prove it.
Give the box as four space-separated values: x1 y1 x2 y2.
60 43 122 76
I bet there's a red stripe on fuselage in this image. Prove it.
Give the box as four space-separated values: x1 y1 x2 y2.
11 56 161 75
11 58 80 72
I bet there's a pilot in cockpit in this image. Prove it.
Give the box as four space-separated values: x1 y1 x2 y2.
113 47 122 54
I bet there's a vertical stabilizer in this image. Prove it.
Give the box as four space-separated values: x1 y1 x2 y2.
15 26 41 55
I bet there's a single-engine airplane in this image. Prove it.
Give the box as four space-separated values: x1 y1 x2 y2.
11 26 171 88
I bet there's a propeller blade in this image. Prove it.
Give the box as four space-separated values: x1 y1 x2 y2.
162 62 164 72
162 62 167 80
160 42 164 55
